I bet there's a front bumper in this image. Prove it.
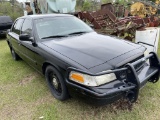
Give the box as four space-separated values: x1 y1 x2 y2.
66 52 160 104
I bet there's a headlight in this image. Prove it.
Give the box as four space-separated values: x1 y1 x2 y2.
69 71 117 86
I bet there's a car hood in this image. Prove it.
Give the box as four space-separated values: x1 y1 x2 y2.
41 32 144 69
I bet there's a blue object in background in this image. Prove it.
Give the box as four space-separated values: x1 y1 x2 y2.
47 0 76 13
30 0 76 14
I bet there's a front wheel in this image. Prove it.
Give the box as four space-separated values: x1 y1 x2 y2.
45 66 69 101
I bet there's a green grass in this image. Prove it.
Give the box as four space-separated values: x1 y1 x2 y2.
0 38 160 120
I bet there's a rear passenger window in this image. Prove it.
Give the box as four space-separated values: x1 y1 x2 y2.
12 19 24 35
21 19 32 36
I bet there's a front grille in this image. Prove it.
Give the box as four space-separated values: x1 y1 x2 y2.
128 55 146 72
129 55 144 63
116 55 145 80
134 61 146 72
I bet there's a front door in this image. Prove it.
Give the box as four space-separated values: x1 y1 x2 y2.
19 18 37 68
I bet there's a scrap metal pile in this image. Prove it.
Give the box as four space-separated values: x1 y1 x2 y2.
77 2 160 41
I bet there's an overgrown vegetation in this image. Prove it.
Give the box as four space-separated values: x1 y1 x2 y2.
82 1 92 11
0 1 23 20
76 0 134 11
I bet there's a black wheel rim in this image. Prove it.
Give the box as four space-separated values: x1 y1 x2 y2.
48 71 62 96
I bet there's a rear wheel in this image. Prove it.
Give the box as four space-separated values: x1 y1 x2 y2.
11 48 19 61
45 66 69 101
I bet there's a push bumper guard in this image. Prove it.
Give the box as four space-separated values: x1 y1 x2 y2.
66 52 160 103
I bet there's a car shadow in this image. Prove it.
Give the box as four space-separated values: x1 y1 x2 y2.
58 92 135 116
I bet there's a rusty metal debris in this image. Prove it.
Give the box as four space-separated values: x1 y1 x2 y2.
76 3 160 41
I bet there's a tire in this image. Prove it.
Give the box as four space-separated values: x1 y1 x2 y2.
45 66 69 101
11 48 19 61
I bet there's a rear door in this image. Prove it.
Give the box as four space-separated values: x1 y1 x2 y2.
9 18 25 57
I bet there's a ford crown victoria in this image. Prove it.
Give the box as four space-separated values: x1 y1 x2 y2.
6 14 160 105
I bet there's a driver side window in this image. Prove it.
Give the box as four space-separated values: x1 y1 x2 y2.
21 19 32 36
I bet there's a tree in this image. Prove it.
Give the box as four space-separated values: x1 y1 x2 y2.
0 1 23 20
101 0 112 4
82 1 92 11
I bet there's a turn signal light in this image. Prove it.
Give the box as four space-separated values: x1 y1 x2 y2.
70 73 84 83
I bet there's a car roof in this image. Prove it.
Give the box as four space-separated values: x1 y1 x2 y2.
19 14 73 20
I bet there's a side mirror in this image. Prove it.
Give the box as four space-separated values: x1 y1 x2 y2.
19 34 31 41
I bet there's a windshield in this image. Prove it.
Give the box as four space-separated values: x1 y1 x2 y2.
35 16 94 39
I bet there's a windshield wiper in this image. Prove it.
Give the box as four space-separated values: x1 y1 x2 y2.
68 31 89 35
41 35 68 39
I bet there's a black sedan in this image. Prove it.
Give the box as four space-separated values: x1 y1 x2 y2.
0 16 13 37
6 14 160 105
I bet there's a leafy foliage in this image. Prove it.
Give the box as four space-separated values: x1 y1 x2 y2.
0 1 23 21
101 0 112 4
82 1 92 11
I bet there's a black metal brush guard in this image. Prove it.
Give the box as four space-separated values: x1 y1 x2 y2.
66 52 160 103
